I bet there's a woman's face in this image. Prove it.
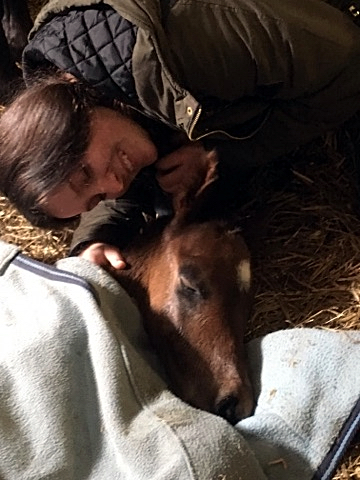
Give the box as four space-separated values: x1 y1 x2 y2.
43 107 158 218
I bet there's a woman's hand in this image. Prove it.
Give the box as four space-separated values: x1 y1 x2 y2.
78 242 127 271
155 142 210 196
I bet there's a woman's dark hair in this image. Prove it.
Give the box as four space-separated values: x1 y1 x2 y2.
0 72 124 228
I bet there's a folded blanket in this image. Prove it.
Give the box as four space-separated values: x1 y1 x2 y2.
242 329 360 480
0 240 358 480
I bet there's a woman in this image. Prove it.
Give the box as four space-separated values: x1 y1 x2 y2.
1 0 360 269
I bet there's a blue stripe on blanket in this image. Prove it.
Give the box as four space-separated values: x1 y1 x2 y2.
313 396 360 480
13 254 100 303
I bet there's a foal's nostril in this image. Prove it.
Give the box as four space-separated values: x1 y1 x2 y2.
216 395 240 425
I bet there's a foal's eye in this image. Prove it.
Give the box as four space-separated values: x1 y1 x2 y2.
178 275 199 297
177 265 209 301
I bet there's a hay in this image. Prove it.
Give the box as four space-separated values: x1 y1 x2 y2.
0 197 73 264
0 0 359 476
242 134 360 476
246 133 360 338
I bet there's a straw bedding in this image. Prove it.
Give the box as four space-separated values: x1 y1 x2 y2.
0 1 359 477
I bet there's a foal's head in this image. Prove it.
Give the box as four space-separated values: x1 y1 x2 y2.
120 150 254 423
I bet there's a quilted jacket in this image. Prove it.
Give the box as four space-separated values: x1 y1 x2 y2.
23 0 360 250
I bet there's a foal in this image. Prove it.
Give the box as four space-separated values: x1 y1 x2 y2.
117 151 254 424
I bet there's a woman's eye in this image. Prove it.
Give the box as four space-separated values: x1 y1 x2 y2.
68 164 93 192
80 163 93 186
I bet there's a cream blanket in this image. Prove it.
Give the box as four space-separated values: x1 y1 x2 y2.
0 240 358 480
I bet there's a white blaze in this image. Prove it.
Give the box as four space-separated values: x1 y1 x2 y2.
237 259 251 291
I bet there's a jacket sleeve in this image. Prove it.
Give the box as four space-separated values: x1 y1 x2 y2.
203 95 352 172
69 168 172 255
168 0 360 165
205 81 360 169
69 198 150 255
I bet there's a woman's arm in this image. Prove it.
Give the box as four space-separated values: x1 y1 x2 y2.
69 167 172 268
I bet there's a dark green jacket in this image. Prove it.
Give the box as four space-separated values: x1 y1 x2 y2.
29 0 360 157
26 0 360 250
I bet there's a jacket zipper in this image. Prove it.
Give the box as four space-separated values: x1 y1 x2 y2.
188 106 272 142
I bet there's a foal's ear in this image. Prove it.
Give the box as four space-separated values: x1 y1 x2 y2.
172 149 219 218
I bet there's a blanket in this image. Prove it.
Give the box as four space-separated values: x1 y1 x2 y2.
0 239 358 480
